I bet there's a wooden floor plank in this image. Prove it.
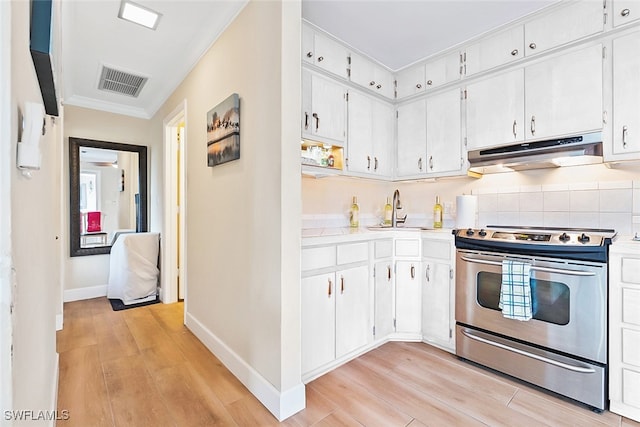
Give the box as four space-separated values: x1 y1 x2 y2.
311 369 414 427
287 384 339 427
56 345 113 427
339 358 485 427
312 409 365 427
101 353 176 427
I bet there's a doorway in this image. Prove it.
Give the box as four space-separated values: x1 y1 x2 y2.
162 102 187 305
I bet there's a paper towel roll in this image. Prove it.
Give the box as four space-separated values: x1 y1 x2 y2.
456 195 478 229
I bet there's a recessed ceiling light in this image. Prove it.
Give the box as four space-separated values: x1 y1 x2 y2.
118 0 161 30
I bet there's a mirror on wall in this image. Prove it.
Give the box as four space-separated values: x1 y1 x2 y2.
69 137 148 257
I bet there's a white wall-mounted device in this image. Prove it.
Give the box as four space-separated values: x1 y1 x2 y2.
17 101 45 170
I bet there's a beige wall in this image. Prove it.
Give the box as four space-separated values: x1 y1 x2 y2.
62 105 151 295
9 0 61 421
150 0 302 418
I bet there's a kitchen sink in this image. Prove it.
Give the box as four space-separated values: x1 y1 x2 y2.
368 226 430 231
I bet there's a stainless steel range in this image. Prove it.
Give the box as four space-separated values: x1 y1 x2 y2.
454 226 616 411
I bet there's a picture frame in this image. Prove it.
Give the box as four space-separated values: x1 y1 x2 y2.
207 93 240 167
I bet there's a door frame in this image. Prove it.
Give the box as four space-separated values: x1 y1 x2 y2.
161 101 187 305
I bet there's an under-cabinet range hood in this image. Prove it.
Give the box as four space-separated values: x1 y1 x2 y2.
468 132 603 174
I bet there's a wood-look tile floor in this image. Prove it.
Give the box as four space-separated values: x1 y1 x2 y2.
57 297 640 427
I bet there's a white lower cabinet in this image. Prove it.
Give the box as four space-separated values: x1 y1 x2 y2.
395 260 422 336
301 243 372 378
421 235 455 352
301 273 336 374
335 265 371 357
609 241 640 422
374 259 394 340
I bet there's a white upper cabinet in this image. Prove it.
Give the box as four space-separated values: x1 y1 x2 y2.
524 43 603 140
302 69 347 145
395 63 426 99
613 0 640 27
524 1 604 56
466 69 525 150
347 90 394 177
302 24 350 78
464 25 524 76
612 32 640 157
424 52 461 90
426 89 463 175
396 99 427 177
349 52 394 99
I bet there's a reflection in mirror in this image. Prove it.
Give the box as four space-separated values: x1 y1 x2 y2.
69 137 147 257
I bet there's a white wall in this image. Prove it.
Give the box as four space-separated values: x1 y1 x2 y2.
62 105 150 299
149 0 303 420
9 0 62 423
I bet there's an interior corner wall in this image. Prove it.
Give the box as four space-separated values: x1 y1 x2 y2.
150 0 303 419
10 0 61 421
62 105 151 298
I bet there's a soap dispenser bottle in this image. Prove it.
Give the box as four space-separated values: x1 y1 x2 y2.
383 197 392 226
433 196 443 229
350 196 360 228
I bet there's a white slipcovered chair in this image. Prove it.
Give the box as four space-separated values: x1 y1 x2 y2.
107 232 160 305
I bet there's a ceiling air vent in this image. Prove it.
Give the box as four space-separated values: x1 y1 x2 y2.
98 66 148 97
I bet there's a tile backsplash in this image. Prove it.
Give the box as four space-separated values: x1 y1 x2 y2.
474 180 639 235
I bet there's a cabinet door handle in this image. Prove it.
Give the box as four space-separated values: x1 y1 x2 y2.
367 155 371 170
369 80 376 86
426 79 433 86
317 56 324 62
327 278 332 297
387 265 391 281
621 8 630 17
530 115 536 136
529 42 537 50
429 155 434 170
511 49 519 56
304 112 309 130
312 113 319 132
306 51 313 58
340 276 344 294
410 264 415 279
623 125 629 148
512 120 517 138
416 83 422 89
426 265 430 282
418 157 423 171
374 157 378 171
376 84 382 89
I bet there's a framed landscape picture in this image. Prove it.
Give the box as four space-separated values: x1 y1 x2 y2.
207 93 240 167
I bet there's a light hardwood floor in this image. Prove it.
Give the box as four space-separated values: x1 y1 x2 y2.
57 297 640 426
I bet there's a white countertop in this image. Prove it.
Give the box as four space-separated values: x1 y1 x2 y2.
302 226 455 246
611 235 640 252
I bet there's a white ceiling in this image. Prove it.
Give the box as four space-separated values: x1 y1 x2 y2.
60 0 559 119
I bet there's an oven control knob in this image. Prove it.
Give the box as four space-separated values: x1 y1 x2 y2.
559 232 570 242
479 229 487 237
466 228 475 236
578 233 590 243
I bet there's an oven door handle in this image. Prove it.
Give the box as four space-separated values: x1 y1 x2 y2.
459 256 597 277
460 329 597 374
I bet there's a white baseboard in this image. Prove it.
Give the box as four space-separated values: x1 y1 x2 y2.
55 314 63 331
185 312 305 421
63 285 107 302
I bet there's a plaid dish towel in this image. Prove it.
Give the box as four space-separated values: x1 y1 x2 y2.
499 259 532 321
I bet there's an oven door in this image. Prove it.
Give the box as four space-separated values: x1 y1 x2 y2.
456 249 607 364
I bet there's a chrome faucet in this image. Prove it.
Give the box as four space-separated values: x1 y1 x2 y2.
391 189 407 227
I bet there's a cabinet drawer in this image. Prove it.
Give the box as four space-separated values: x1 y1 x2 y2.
337 242 368 265
395 239 420 257
374 239 393 259
622 257 640 284
422 239 451 261
623 288 640 326
302 246 336 271
623 329 640 368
